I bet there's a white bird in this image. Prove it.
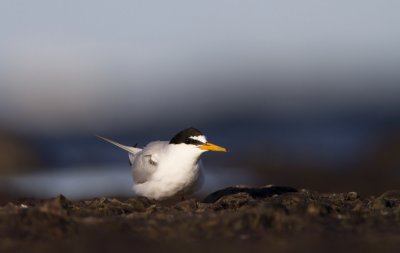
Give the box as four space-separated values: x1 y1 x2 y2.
97 127 227 200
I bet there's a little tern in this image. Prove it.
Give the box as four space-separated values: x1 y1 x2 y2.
98 127 227 200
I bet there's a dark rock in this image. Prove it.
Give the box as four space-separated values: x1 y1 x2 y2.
202 185 298 203
126 197 154 211
371 190 400 210
173 199 198 212
212 192 252 210
39 195 71 217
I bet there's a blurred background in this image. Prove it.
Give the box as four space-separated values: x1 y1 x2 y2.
0 0 399 200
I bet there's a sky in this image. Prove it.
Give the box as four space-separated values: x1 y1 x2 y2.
0 0 399 134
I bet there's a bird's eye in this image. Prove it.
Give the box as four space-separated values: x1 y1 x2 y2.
186 138 203 145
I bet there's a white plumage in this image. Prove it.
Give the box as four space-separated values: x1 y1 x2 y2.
97 127 226 200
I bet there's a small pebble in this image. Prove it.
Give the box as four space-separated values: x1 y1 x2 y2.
347 192 358 200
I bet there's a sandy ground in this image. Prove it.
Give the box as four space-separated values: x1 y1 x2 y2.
1 186 400 253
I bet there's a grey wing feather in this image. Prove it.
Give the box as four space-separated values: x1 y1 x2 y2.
97 135 141 155
131 141 168 184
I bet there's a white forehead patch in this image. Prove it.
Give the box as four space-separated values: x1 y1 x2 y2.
189 135 207 143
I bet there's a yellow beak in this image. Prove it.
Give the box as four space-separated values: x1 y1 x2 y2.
199 142 228 152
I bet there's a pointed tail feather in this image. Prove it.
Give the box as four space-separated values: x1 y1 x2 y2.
96 135 141 155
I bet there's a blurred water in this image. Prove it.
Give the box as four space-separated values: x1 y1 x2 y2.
31 117 386 169
1 166 258 200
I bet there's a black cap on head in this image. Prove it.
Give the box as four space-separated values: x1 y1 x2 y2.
169 127 204 145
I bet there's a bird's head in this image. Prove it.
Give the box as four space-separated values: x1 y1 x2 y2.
169 127 227 153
